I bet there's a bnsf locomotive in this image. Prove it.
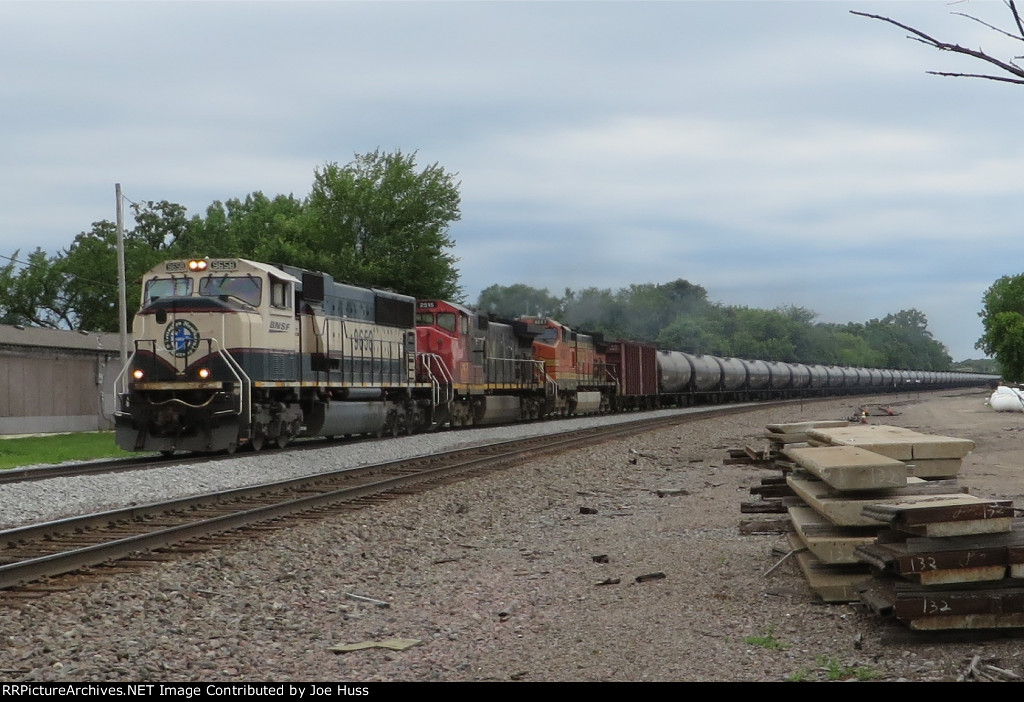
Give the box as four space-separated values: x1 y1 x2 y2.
114 257 995 454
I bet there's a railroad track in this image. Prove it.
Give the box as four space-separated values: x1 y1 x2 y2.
0 392 944 600
0 393 871 486
0 405 773 598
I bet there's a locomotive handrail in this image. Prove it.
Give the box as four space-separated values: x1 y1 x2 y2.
603 365 622 394
206 337 252 421
417 352 454 407
112 348 139 402
114 338 160 402
544 372 558 399
481 356 545 390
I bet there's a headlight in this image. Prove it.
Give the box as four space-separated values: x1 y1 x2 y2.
132 369 145 380
188 259 208 271
198 368 211 379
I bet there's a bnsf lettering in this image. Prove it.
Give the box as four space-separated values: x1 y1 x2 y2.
269 321 290 332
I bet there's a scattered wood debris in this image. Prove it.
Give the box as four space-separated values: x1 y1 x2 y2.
958 654 1021 682
344 592 390 608
329 638 420 653
655 488 690 498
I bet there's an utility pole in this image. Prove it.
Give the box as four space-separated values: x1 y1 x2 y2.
116 183 128 363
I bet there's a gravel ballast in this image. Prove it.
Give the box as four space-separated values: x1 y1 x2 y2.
3 389 1023 682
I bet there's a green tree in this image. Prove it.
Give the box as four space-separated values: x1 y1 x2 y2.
59 222 123 331
0 248 74 328
307 149 462 299
561 286 621 333
859 309 951 371
978 275 1024 380
478 283 563 318
169 192 309 263
560 279 711 343
656 307 731 355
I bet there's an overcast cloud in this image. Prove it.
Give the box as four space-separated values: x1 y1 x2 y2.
1 0 1021 361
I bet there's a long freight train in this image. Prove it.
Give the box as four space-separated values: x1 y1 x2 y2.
114 258 996 453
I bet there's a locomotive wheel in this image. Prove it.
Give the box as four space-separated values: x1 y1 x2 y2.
276 432 291 449
250 434 265 452
160 449 175 457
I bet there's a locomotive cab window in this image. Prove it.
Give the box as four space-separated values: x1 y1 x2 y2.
269 278 290 309
416 312 434 326
437 312 457 333
537 328 558 343
199 275 262 307
145 277 193 303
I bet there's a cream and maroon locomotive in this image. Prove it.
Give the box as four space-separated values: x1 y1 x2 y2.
115 258 430 453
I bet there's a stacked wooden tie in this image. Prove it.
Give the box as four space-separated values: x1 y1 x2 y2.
752 421 1024 630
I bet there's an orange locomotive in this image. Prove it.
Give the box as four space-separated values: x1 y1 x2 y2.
514 316 615 415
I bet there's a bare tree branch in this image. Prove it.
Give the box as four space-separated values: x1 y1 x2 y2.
852 6 1024 84
927 70 1024 85
1011 0 1024 40
950 10 1024 44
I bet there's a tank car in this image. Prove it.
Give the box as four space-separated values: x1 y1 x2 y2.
717 356 748 399
765 361 793 397
741 359 771 399
114 257 430 453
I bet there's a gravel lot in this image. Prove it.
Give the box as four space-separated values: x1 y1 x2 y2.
3 388 1023 682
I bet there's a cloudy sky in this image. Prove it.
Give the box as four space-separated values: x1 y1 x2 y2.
2 0 1022 361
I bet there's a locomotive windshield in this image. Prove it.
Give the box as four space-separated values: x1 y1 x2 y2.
199 275 262 307
415 310 457 332
437 313 457 333
145 277 193 303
